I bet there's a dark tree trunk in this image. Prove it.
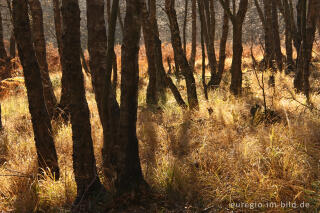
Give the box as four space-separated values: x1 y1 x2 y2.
219 0 248 96
114 0 148 196
6 0 16 59
189 0 197 69
13 0 60 179
279 0 294 73
86 0 120 181
0 11 8 60
28 0 57 119
183 0 189 55
165 0 199 109
294 0 319 100
264 0 275 69
61 0 108 211
9 32 15 58
200 16 208 100
143 4 159 106
142 0 167 106
53 0 62 58
210 0 229 88
271 0 283 71
56 0 70 120
198 0 217 86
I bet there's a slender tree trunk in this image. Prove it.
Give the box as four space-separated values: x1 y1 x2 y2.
279 0 294 73
200 15 208 100
216 0 229 87
271 0 283 71
53 0 70 120
263 0 274 69
28 0 57 119
189 0 197 69
9 32 15 58
0 11 7 60
114 0 148 196
294 0 306 92
53 0 62 58
183 0 189 55
13 0 60 179
166 0 199 109
61 0 108 211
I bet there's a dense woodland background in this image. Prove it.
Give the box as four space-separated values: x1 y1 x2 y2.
0 0 319 212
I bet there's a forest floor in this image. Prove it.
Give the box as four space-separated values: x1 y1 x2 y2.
0 43 320 212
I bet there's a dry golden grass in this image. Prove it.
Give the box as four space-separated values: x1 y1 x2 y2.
0 43 320 212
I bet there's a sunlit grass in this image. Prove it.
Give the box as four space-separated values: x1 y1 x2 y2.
0 43 319 212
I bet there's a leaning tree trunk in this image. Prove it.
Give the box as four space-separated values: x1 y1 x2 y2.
86 0 120 181
28 0 57 119
215 0 229 87
114 0 148 196
0 11 8 60
61 0 109 211
13 0 60 179
165 0 199 110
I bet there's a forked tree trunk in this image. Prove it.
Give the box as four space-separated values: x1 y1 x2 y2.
198 0 217 85
0 11 7 60
61 0 108 211
114 0 148 196
189 0 197 69
86 0 120 181
165 0 199 109
28 0 57 119
219 0 248 96
13 0 60 179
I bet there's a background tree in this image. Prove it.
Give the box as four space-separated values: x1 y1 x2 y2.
12 0 60 179
0 10 7 60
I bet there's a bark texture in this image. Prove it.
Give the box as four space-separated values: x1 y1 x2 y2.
165 0 199 109
0 11 7 60
13 0 60 179
114 0 148 196
61 0 108 211
29 0 57 118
